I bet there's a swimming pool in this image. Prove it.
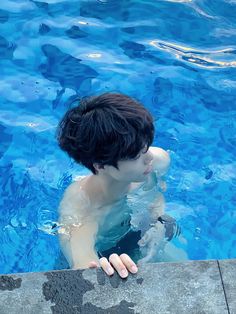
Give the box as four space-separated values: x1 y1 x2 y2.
0 0 235 274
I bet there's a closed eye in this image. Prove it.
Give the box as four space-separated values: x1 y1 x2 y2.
133 145 148 160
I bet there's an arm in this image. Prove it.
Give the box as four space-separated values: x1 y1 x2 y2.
148 191 165 221
144 146 170 219
139 190 166 263
147 148 179 242
58 183 100 269
149 146 170 177
58 183 138 277
59 221 100 269
149 146 170 192
146 147 169 237
138 191 166 263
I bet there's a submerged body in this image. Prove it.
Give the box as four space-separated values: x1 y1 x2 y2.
58 146 174 272
57 93 187 277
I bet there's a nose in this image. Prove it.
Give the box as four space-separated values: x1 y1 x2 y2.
144 150 153 165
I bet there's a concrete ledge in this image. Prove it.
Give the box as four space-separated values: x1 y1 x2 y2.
0 259 235 314
218 260 236 314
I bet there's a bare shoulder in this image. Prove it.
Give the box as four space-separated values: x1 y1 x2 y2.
61 180 83 200
149 146 170 176
59 178 90 221
60 180 84 207
149 146 170 164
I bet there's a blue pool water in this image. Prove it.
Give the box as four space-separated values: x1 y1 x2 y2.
0 0 236 274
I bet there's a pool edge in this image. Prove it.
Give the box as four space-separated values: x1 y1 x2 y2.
0 259 235 313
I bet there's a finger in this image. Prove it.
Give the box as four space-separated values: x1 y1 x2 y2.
120 253 138 274
89 261 99 268
109 253 128 278
99 257 114 276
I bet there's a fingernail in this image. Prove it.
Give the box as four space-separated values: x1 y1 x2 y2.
106 267 114 275
121 270 128 278
131 265 138 273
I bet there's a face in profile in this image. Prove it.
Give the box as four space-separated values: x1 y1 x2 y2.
102 147 154 183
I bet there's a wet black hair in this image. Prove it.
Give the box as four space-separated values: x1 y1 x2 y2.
57 93 154 174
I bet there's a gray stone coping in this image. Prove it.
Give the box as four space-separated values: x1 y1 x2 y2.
0 259 235 314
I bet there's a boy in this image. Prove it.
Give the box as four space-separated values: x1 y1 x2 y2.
57 93 170 278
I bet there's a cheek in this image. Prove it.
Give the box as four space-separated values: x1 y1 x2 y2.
117 159 145 178
125 162 144 176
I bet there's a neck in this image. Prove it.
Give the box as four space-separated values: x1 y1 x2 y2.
87 173 131 206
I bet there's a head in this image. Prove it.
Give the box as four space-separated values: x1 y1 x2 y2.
57 93 154 182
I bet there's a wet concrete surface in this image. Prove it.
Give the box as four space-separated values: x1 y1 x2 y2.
218 260 236 314
0 259 235 314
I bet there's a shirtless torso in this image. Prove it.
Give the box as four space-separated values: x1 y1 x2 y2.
58 146 170 277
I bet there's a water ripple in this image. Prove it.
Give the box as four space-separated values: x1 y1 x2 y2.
150 40 236 68
0 0 236 272
163 0 192 2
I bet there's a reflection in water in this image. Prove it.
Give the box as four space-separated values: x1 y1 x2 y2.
165 0 192 2
150 40 236 68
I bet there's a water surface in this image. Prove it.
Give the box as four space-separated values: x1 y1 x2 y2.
0 0 235 274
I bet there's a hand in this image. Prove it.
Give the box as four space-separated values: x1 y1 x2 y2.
138 223 166 264
88 253 138 278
